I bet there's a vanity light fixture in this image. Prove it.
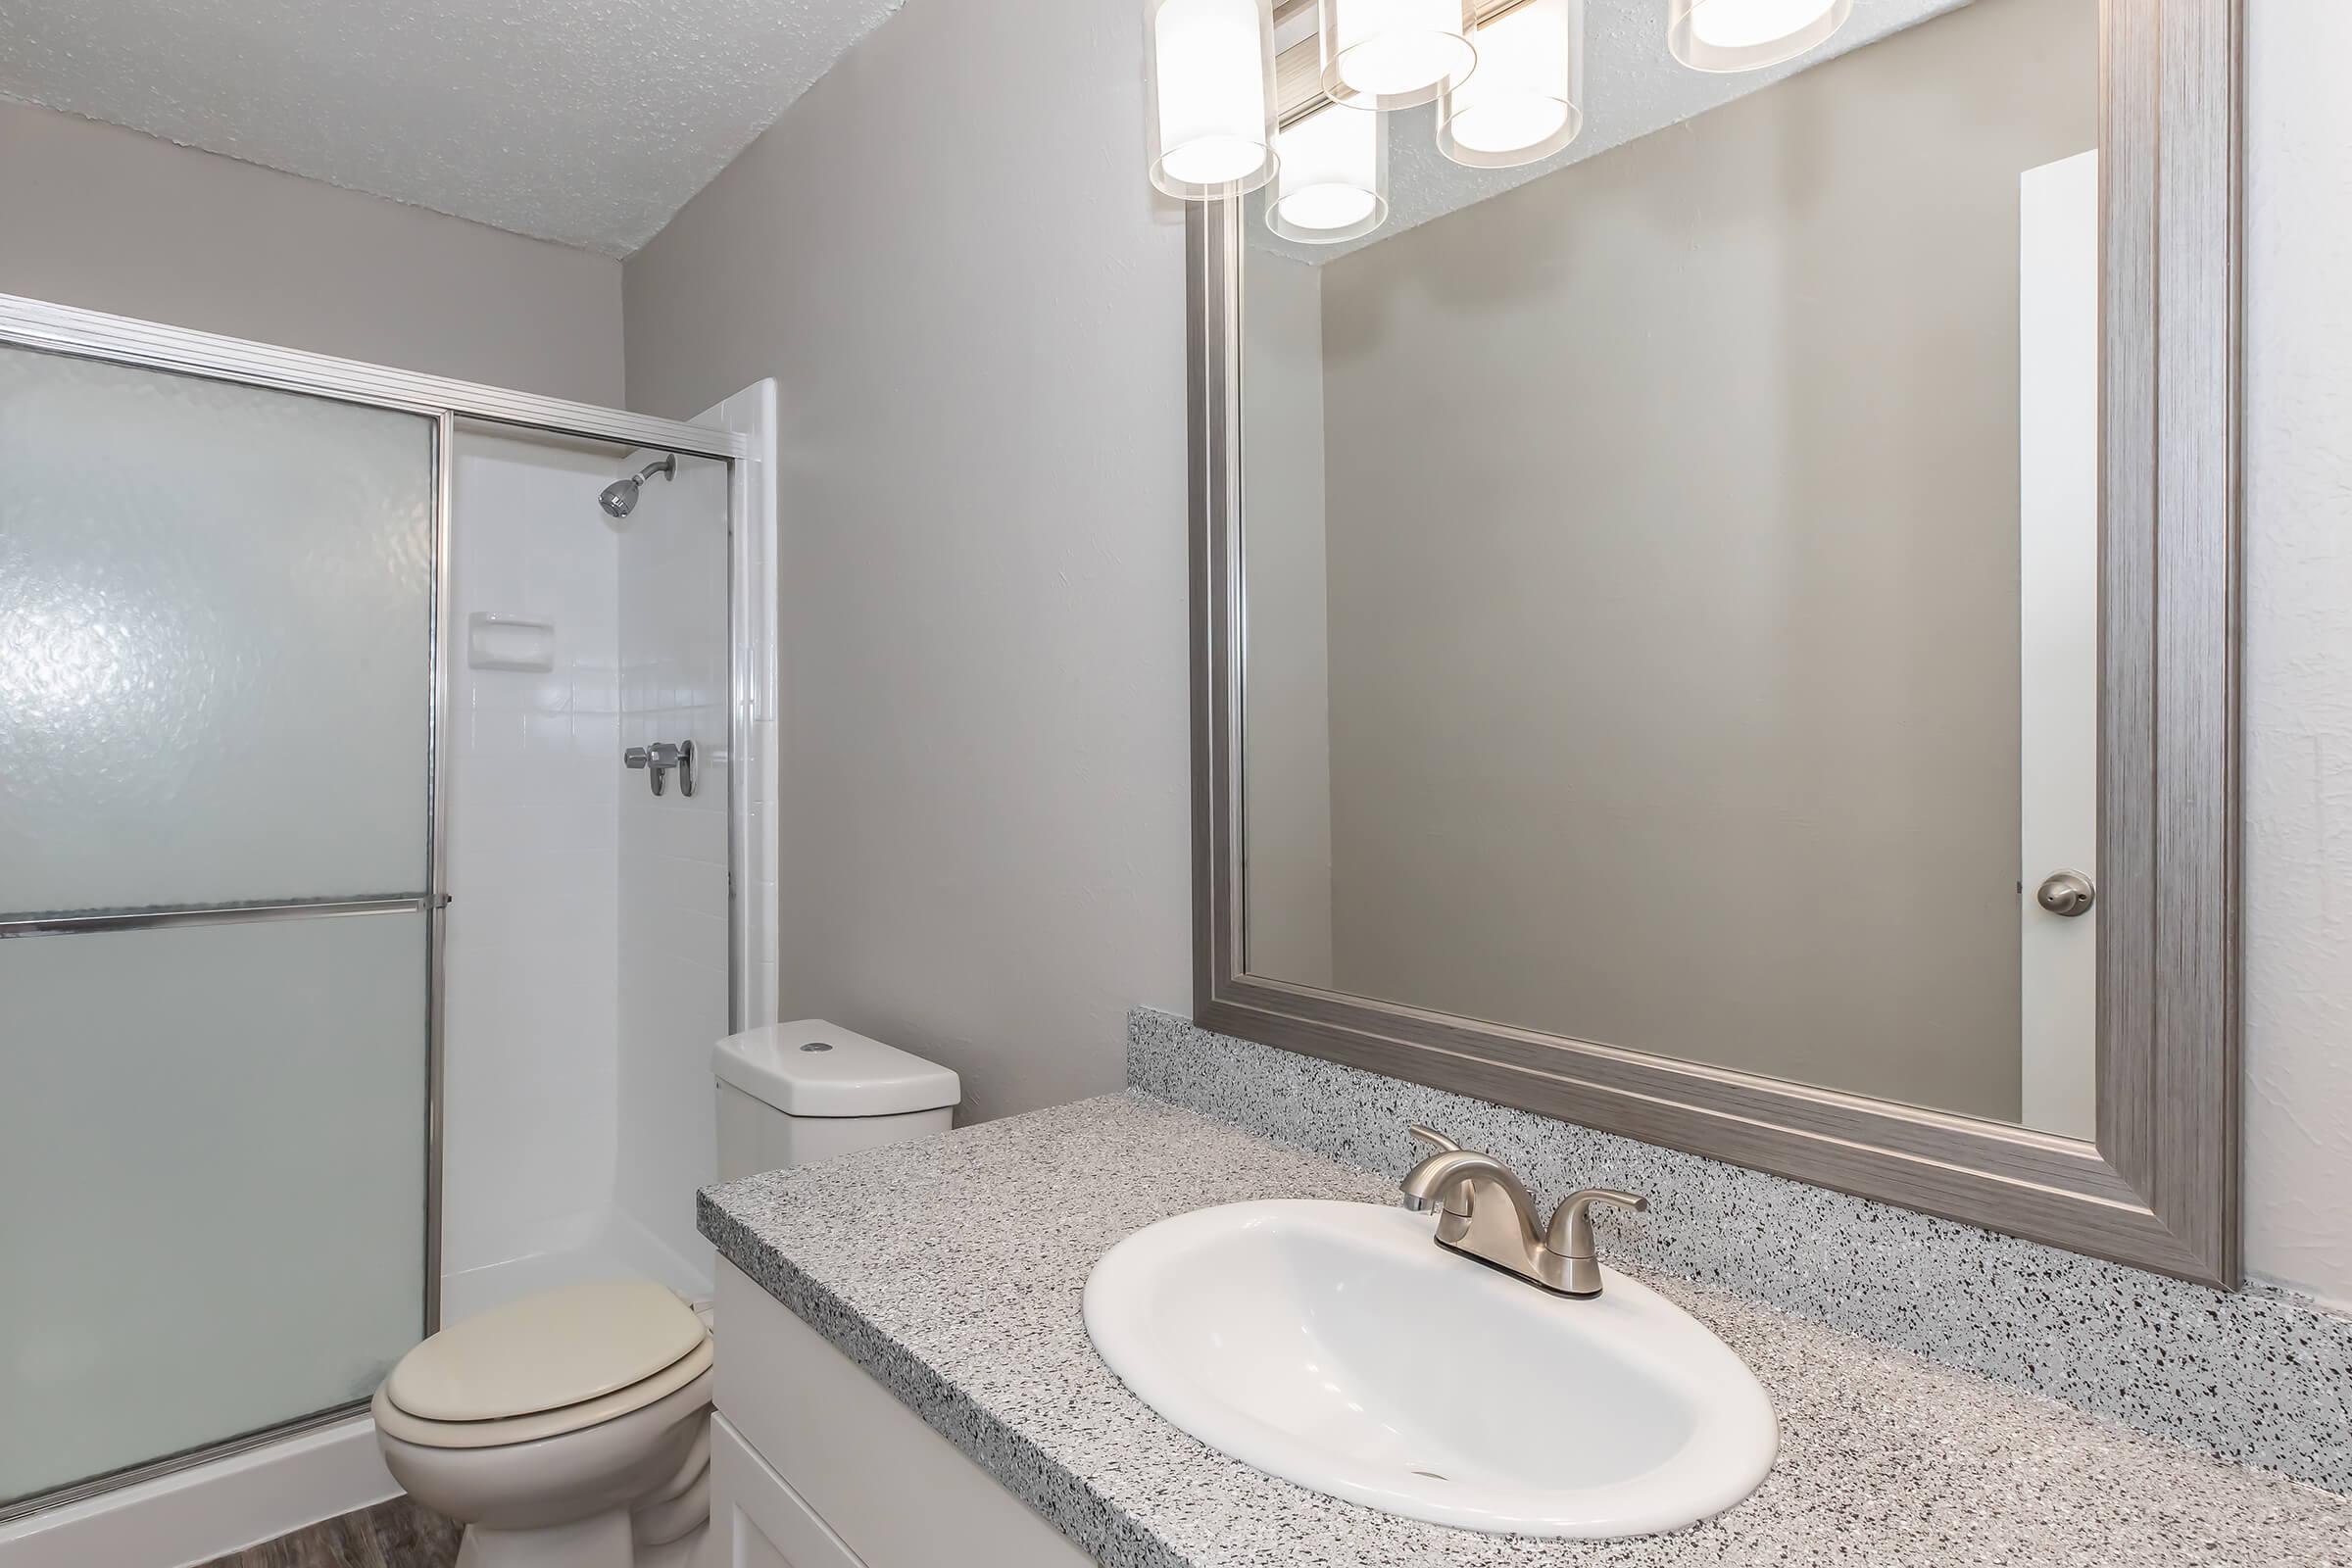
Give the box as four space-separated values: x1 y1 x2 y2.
1146 0 1281 199
1319 0 1478 111
1667 0 1851 74
1266 99 1389 243
1437 0 1583 169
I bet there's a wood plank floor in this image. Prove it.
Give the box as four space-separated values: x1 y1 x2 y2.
194 1496 462 1568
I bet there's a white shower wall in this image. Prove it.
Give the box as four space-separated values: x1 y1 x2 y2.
441 424 744 1319
615 449 733 1278
441 431 626 1314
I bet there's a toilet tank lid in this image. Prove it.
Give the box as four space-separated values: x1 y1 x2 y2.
713 1019 962 1117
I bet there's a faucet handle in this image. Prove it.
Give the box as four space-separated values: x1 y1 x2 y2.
1407 1124 1462 1155
1542 1189 1648 1298
1544 1188 1649 1260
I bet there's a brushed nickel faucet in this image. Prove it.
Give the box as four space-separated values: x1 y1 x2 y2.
1396 1125 1648 1298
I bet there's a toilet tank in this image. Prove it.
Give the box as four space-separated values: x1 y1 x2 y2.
711 1020 961 1182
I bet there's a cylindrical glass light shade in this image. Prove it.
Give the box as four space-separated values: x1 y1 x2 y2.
1266 101 1389 244
1319 0 1477 111
1437 0 1584 169
1667 0 1851 74
1146 0 1279 199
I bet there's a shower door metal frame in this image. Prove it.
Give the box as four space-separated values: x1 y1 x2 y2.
0 291 753 1524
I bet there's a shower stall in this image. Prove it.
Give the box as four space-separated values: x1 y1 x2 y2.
0 293 777 1545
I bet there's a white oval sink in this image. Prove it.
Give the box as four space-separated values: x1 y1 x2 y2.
1083 1199 1776 1538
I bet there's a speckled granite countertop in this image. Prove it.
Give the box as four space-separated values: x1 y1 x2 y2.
699 1093 2352 1567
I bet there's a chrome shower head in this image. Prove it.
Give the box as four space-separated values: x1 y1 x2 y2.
599 454 676 518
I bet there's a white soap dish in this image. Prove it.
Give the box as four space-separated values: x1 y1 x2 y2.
467 613 555 672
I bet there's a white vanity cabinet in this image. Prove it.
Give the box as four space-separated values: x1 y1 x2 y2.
707 1260 1094 1568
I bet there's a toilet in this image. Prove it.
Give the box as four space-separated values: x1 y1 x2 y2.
373 1021 960 1567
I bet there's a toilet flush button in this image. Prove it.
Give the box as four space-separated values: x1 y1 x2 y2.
800 1042 832 1052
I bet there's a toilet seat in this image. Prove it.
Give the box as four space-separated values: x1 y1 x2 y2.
376 1279 713 1450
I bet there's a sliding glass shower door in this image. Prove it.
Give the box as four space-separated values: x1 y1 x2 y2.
0 344 436 1510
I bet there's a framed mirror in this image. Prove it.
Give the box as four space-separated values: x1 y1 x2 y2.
1189 0 2241 1285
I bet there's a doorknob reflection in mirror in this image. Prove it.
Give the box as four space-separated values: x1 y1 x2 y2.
2034 870 2095 917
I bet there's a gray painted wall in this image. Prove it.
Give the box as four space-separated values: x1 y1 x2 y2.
1294 0 2094 1123
620 0 1192 1123
2243 1 2352 1311
0 100 623 403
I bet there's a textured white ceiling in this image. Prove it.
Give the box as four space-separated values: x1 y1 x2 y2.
1253 0 1971 265
0 0 906 256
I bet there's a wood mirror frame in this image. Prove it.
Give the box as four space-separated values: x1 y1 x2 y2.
1188 0 2243 1286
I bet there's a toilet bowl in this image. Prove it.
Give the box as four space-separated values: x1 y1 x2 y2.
376 1020 960 1566
372 1279 715 1568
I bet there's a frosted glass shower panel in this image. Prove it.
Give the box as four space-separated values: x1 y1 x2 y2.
0 346 434 912
0 911 429 1506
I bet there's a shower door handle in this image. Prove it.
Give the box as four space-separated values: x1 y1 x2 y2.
623 741 696 799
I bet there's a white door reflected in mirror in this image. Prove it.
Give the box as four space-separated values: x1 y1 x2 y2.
2018 147 2101 1143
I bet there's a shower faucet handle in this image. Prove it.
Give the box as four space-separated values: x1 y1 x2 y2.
623 740 696 799
622 744 662 797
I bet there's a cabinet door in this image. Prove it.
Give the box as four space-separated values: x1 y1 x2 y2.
710 1415 865 1568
